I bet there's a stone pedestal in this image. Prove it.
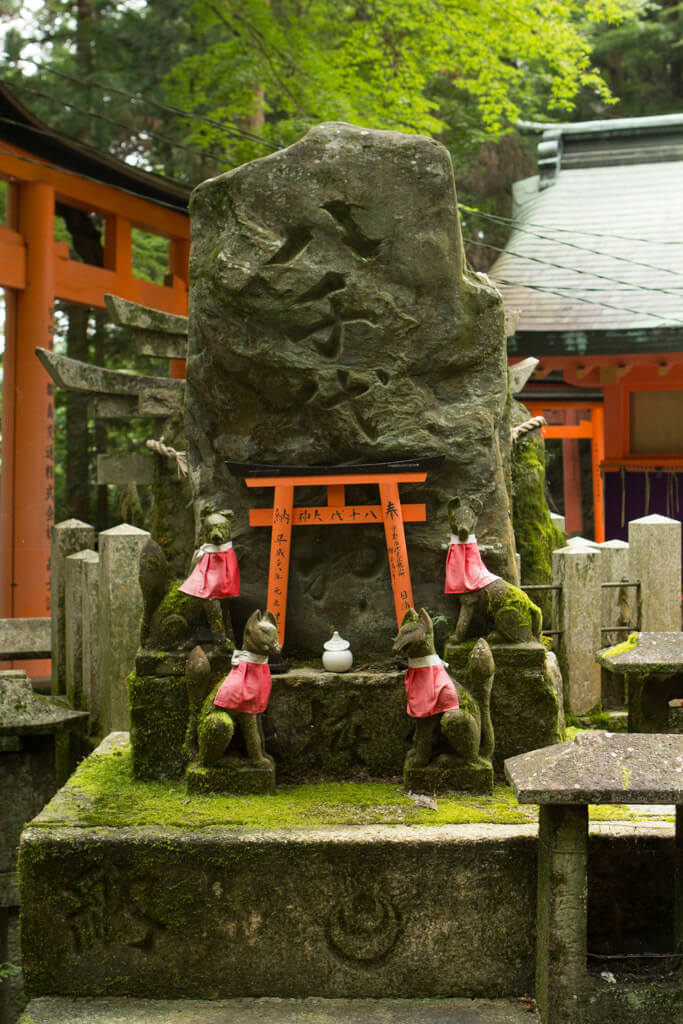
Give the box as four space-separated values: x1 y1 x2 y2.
506 732 683 1024
186 759 276 795
596 633 683 734
404 760 493 796
444 639 563 773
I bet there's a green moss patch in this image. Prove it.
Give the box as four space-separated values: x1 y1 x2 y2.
602 632 639 659
31 737 665 831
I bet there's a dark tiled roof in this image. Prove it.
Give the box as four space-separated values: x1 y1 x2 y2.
490 118 683 336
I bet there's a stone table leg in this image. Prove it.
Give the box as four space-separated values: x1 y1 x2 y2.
536 803 588 1024
676 805 682 954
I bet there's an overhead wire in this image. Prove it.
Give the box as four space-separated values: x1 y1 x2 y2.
491 274 683 327
458 202 683 247
12 81 227 178
14 57 282 151
459 205 683 280
466 236 683 299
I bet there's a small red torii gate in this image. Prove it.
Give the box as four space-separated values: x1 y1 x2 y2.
230 458 443 643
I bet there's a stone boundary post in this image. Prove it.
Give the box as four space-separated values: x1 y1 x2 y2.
598 539 631 708
50 519 95 695
552 542 602 713
98 524 149 734
629 514 682 632
65 549 100 714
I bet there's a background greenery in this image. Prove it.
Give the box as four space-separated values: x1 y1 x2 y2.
0 0 676 526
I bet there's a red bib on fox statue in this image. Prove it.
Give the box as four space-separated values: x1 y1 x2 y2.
444 533 498 594
404 655 460 718
213 650 272 714
179 541 240 600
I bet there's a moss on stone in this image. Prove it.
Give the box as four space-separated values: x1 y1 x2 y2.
35 736 536 828
510 430 565 624
32 737 659 831
602 632 640 659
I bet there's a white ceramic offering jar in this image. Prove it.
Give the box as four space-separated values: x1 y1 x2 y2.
322 630 353 672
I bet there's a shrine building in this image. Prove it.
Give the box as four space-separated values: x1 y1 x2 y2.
491 114 683 543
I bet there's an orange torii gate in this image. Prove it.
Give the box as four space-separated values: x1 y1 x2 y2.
0 85 190 644
229 457 443 644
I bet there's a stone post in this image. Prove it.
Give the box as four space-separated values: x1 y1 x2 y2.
599 539 630 708
552 542 602 713
65 550 99 712
98 524 149 734
81 551 101 733
629 514 682 632
550 512 566 535
51 519 95 695
536 803 588 1024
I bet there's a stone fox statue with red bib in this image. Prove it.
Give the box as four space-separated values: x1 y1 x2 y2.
446 496 542 644
178 503 239 643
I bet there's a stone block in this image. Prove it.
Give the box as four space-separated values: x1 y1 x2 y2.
443 639 563 773
669 699 683 733
629 514 682 632
0 618 51 660
404 762 493 796
97 453 155 486
18 735 678 1007
266 668 409 779
552 542 602 713
129 673 190 780
51 519 95 695
98 524 150 734
186 760 276 795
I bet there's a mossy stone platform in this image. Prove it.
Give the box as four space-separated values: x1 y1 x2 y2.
18 734 678 1016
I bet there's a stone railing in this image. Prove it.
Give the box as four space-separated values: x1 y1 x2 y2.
547 514 681 714
50 518 149 736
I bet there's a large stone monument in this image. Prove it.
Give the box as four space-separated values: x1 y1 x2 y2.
186 123 517 659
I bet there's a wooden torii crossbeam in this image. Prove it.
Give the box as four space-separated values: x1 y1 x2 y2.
227 457 443 644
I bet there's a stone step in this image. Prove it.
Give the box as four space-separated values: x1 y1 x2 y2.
20 997 538 1023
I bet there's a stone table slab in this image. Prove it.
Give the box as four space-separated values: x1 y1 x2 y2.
0 671 88 736
504 731 683 804
596 632 683 673
19 997 538 1023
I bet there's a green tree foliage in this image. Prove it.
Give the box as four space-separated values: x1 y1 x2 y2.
576 0 683 117
166 0 640 167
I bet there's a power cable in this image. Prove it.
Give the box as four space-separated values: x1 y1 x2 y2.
460 206 683 280
12 83 227 179
14 57 282 151
459 202 683 247
466 236 683 299
492 274 683 327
